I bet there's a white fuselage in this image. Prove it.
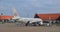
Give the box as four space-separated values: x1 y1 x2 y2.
12 16 43 25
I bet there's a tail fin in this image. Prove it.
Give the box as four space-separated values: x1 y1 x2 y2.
12 7 19 16
12 7 20 19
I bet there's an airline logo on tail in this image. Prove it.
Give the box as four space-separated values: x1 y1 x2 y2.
12 7 19 16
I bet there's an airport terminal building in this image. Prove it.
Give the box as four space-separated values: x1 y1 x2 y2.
0 15 13 22
34 13 60 20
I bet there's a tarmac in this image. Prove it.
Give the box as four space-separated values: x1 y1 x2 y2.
0 23 60 32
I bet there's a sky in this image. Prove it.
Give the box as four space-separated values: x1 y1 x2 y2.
0 0 60 17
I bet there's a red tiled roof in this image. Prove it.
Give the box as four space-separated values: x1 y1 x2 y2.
0 16 13 20
34 13 60 20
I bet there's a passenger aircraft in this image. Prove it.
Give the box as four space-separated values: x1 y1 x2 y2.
12 7 43 26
